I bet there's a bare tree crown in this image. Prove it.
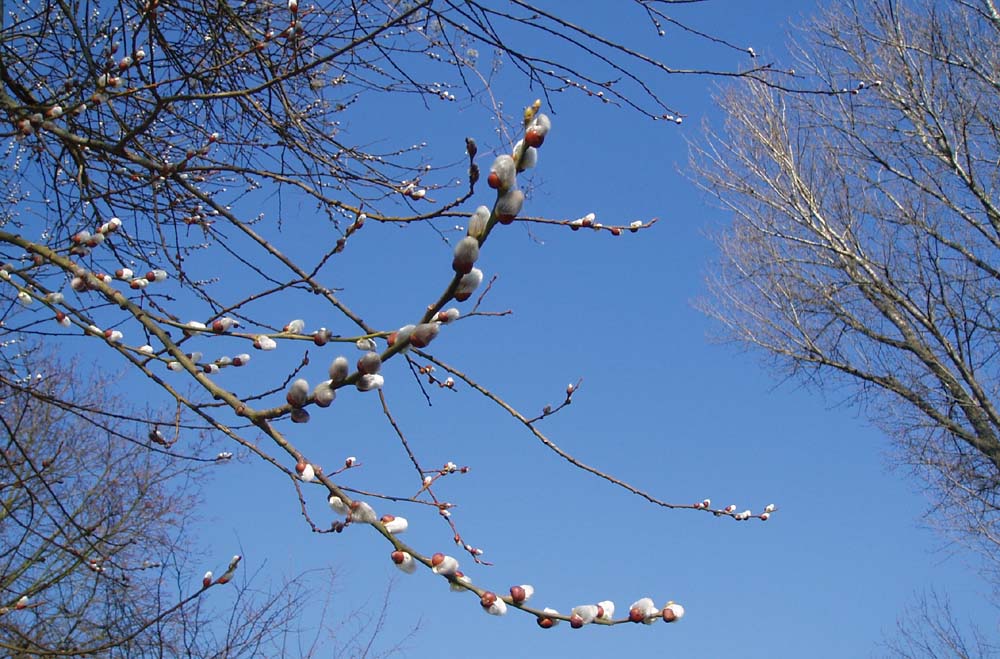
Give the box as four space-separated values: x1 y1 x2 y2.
694 0 1000 588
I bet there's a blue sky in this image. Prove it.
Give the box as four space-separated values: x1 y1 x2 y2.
64 1 996 656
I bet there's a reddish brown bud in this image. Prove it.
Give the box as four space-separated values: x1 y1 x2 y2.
431 552 445 567
509 585 527 604
628 607 645 623
537 616 555 629
313 328 330 346
391 550 406 564
570 614 584 629
480 591 497 608
524 126 545 148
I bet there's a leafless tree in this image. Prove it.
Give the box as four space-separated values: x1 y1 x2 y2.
692 0 1000 647
883 591 999 659
0 346 386 657
1 0 783 635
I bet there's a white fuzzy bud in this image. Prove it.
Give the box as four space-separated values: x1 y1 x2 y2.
381 515 408 534
467 205 491 240
391 551 417 574
485 599 508 616
212 317 237 332
452 236 480 274
513 139 538 170
431 554 459 576
408 322 439 348
571 605 599 625
487 154 516 191
356 373 384 391
392 325 415 350
283 319 305 334
526 113 551 145
520 145 538 170
629 597 658 623
357 351 382 375
495 188 524 224
662 602 685 622
454 268 483 302
351 500 377 523
254 335 277 350
313 381 336 407
328 495 350 516
286 378 309 407
328 356 349 383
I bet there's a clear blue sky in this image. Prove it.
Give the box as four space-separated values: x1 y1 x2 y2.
162 2 995 657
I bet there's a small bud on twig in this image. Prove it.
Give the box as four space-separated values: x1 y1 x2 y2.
286 379 309 407
455 268 483 302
